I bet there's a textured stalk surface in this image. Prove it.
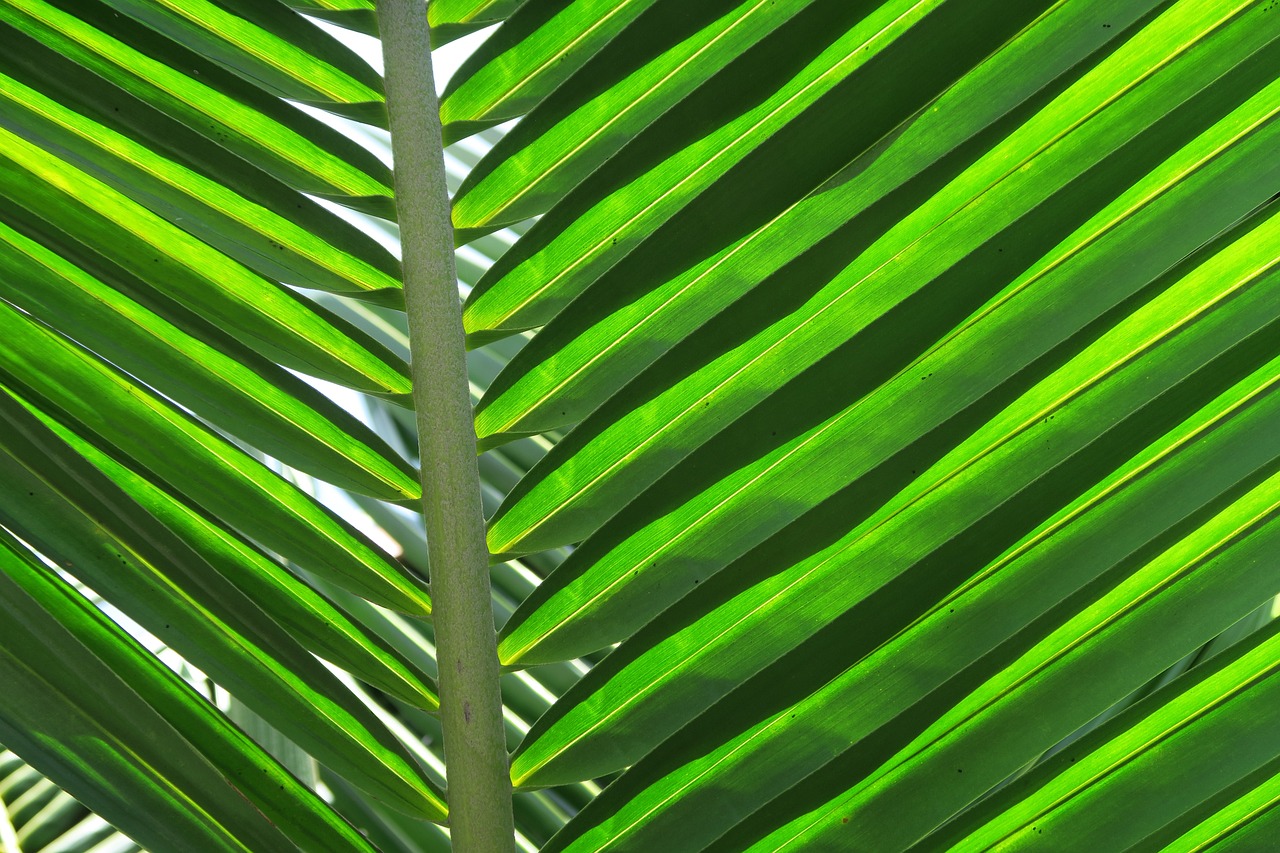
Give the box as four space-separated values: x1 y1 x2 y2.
378 1 514 848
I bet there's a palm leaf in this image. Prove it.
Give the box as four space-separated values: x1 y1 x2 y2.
1 0 1277 850
458 0 1280 848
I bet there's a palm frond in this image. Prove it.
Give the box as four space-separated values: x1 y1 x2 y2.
2 0 1278 850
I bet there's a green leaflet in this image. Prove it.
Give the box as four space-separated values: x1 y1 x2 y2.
0 585 289 852
175 0 381 86
100 0 386 124
461 0 1059 334
496 7 1280 666
514 198 1280 779
0 122 409 396
0 69 400 300
472 0 1164 444
749 466 1280 851
514 312 1280 788
0 24 403 301
430 0 526 30
927 616 1280 850
0 305 430 615
0 0 394 214
533 357 1280 850
0 394 446 822
1152 761 1280 851
64 434 439 712
447 0 800 203
0 532 382 853
442 0 657 140
275 0 375 39
323 770 455 852
0 220 416 502
490 0 1278 556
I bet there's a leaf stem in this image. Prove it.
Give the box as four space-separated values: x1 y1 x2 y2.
377 2 514 849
